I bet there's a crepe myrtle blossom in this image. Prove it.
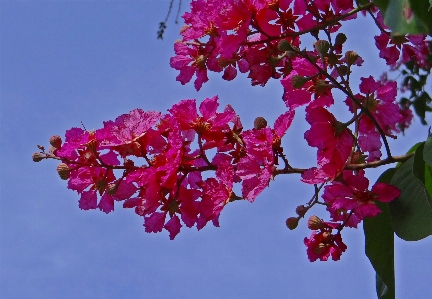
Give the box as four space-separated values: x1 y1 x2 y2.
171 0 358 90
345 76 402 162
38 95 299 240
322 170 401 228
302 105 354 184
304 217 347 262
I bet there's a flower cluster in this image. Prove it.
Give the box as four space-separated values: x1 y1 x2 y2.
35 96 294 239
35 0 422 262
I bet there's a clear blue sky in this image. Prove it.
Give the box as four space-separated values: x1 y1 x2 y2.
1 1 431 298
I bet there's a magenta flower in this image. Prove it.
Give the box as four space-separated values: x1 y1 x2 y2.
302 105 353 184
322 170 401 227
169 96 237 147
304 219 347 262
345 76 402 161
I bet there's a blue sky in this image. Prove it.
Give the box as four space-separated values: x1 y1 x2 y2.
1 1 431 298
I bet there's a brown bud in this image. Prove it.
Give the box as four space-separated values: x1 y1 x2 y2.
49 135 62 149
286 217 299 230
314 40 330 56
345 51 359 66
32 152 44 162
336 65 349 76
254 117 268 130
307 216 324 230
334 33 347 46
56 163 70 180
277 39 291 51
313 79 330 94
295 205 308 217
290 75 309 89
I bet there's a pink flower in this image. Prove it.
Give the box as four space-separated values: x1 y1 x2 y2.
302 105 353 183
304 220 347 262
169 96 237 148
322 170 401 227
237 127 274 201
346 76 402 161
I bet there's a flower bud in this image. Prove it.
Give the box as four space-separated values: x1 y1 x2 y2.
334 33 347 46
295 205 308 217
254 117 268 130
314 40 330 56
286 217 299 230
32 152 44 162
336 65 349 76
56 163 70 180
313 79 330 94
345 51 359 65
49 135 62 149
307 216 324 230
290 75 309 89
277 39 291 51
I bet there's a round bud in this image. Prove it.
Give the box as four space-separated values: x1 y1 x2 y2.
313 40 330 56
32 152 44 162
334 33 347 46
56 163 70 180
277 39 291 51
254 117 268 130
290 75 309 89
345 51 359 65
286 217 299 230
49 135 62 149
337 65 349 76
307 216 324 230
295 205 308 217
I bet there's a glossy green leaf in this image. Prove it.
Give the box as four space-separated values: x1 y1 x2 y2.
372 0 431 35
408 0 432 35
389 147 432 241
364 168 396 299
424 135 432 166
425 164 432 198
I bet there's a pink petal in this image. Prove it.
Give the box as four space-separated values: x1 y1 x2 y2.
79 190 97 210
98 193 114 214
144 212 166 233
164 215 182 240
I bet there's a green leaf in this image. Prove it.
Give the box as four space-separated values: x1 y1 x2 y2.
425 164 432 198
376 274 391 299
389 146 432 241
364 168 396 299
412 92 432 125
408 0 432 35
424 135 432 166
372 0 431 35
